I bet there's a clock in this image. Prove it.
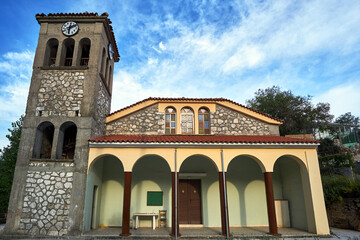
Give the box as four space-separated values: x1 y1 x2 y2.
108 43 114 60
61 21 79 36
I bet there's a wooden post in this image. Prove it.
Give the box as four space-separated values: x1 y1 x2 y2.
219 172 230 236
264 172 279 235
171 172 180 237
121 172 132 236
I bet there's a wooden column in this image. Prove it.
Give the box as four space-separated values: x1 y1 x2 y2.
264 172 278 235
171 172 180 237
121 172 132 236
219 172 230 236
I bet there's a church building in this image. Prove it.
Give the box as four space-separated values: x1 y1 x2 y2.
4 13 330 238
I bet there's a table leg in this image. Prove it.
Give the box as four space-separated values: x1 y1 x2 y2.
136 216 139 229
152 215 155 229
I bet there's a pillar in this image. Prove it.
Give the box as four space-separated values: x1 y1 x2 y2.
219 172 230 236
121 172 132 236
171 172 180 237
264 172 278 235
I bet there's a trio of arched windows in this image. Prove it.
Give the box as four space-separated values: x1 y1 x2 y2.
32 121 77 160
44 38 91 67
165 107 210 134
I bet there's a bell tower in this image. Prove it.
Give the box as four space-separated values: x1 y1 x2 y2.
4 12 119 237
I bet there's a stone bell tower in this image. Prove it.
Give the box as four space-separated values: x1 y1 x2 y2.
4 12 119 237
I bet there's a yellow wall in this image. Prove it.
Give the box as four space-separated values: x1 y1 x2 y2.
86 145 330 234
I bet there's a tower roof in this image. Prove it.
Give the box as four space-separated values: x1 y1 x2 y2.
35 12 120 62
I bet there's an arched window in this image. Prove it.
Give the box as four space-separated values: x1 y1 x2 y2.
78 38 91 66
181 107 194 134
165 107 176 134
198 108 210 134
61 38 75 66
104 58 109 83
33 122 55 159
44 38 58 67
100 48 106 76
108 66 112 88
56 122 77 159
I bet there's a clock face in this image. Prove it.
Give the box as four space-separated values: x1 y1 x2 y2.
108 43 114 60
61 21 79 36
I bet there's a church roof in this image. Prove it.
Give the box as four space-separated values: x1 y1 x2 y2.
106 97 284 125
35 12 120 62
89 134 318 145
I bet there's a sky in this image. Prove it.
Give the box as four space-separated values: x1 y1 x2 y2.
0 0 360 149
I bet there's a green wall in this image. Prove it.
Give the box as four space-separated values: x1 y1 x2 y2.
131 156 172 227
273 157 308 231
227 156 268 226
180 155 221 227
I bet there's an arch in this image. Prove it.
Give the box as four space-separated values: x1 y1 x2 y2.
179 154 220 226
131 154 172 227
61 38 75 66
44 38 59 67
180 107 194 134
272 155 314 231
84 154 125 231
100 48 106 75
56 121 77 159
78 38 91 66
32 121 55 159
198 107 210 134
227 156 267 227
108 66 112 88
165 106 177 134
104 58 109 83
132 154 171 172
227 154 266 173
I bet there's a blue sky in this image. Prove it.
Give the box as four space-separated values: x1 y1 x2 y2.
0 0 360 149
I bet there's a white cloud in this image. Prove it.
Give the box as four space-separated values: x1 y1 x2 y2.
0 50 33 149
159 41 166 51
314 80 360 118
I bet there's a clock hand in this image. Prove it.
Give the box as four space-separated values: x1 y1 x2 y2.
67 24 74 34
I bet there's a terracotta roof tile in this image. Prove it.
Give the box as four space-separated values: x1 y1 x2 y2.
107 97 284 122
89 134 318 144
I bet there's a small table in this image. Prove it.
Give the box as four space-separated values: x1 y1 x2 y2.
133 213 158 230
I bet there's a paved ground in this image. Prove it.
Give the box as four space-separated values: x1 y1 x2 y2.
1 224 360 239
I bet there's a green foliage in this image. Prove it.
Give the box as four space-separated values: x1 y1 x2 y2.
335 112 359 125
0 116 23 213
319 153 354 175
317 138 342 156
246 86 333 135
322 175 360 205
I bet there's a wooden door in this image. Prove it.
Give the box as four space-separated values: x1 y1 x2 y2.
179 179 202 224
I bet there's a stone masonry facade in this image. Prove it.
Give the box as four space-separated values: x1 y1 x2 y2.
106 104 271 135
36 70 84 117
210 105 271 135
106 104 165 135
94 80 111 137
19 167 73 236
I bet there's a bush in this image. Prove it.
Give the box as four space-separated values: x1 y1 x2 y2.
319 152 354 175
322 175 360 205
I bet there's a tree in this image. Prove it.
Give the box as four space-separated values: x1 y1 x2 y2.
335 112 359 125
0 116 23 213
246 86 333 135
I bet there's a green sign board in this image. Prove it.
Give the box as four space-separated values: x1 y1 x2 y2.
147 191 163 206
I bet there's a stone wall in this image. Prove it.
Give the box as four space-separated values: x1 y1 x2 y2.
94 80 110 137
210 105 271 135
327 198 360 231
19 168 73 236
106 104 165 135
36 70 84 117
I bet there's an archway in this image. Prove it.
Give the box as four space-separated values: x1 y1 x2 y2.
83 155 124 231
227 155 268 227
272 156 314 231
131 155 171 228
179 155 220 227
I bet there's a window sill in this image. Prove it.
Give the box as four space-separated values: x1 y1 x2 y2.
39 66 89 71
30 158 74 163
